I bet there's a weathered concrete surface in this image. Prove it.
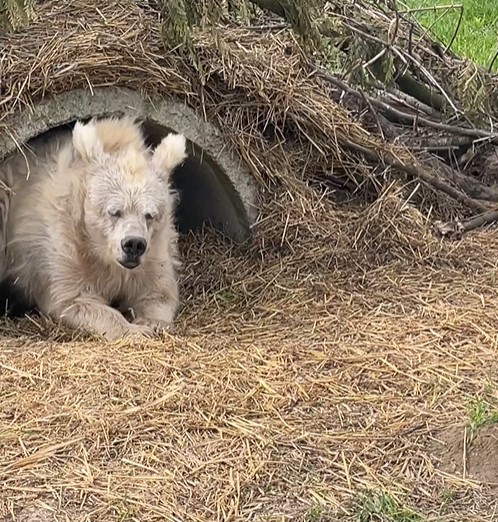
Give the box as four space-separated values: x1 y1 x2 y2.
0 87 259 243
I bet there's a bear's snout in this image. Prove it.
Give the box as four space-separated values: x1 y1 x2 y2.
121 236 147 260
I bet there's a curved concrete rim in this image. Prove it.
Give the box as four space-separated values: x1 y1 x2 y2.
0 87 259 225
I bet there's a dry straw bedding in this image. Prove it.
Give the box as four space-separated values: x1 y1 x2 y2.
1 0 498 521
2 191 498 521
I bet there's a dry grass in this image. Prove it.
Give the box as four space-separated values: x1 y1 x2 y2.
2 0 498 520
2 188 498 521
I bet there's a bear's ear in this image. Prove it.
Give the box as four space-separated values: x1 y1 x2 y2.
72 119 104 162
151 133 187 181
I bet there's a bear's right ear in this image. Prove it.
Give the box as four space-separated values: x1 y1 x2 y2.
151 133 187 181
72 120 104 162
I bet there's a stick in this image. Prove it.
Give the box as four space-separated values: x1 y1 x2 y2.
314 67 498 143
434 208 498 239
419 152 498 203
342 139 489 213
463 208 498 231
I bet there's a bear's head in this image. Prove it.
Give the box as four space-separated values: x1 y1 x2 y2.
72 117 187 270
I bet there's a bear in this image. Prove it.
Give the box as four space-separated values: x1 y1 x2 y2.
0 115 187 341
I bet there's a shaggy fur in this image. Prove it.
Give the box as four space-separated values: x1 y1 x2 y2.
0 116 187 340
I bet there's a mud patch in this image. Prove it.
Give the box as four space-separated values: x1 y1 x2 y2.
432 424 498 486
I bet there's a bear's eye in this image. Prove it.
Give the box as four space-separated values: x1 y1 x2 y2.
145 212 155 222
109 209 122 219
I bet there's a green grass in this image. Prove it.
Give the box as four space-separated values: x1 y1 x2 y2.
304 505 325 521
401 0 498 69
355 491 422 522
467 396 498 434
441 488 455 504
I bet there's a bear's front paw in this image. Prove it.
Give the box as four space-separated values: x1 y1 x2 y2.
134 318 175 335
122 322 156 340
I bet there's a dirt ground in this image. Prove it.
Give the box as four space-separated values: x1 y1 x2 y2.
1 191 498 521
433 424 498 486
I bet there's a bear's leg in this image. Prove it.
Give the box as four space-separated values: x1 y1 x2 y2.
132 297 178 334
57 296 154 341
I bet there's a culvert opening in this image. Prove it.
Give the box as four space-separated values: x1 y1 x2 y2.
140 119 252 244
0 116 257 318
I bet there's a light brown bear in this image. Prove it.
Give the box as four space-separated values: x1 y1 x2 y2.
1 116 187 340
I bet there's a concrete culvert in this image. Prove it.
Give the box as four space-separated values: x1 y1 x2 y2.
0 87 259 316
0 86 259 244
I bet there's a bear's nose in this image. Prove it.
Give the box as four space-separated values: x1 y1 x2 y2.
121 236 147 258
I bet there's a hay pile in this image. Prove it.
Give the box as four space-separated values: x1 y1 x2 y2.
2 0 498 521
2 0 498 225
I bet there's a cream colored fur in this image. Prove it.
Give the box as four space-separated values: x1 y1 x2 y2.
0 116 187 341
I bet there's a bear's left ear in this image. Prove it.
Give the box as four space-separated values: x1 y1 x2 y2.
72 119 104 162
151 133 187 181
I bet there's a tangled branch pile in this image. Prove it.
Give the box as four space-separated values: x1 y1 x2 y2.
2 0 498 238
159 0 498 239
